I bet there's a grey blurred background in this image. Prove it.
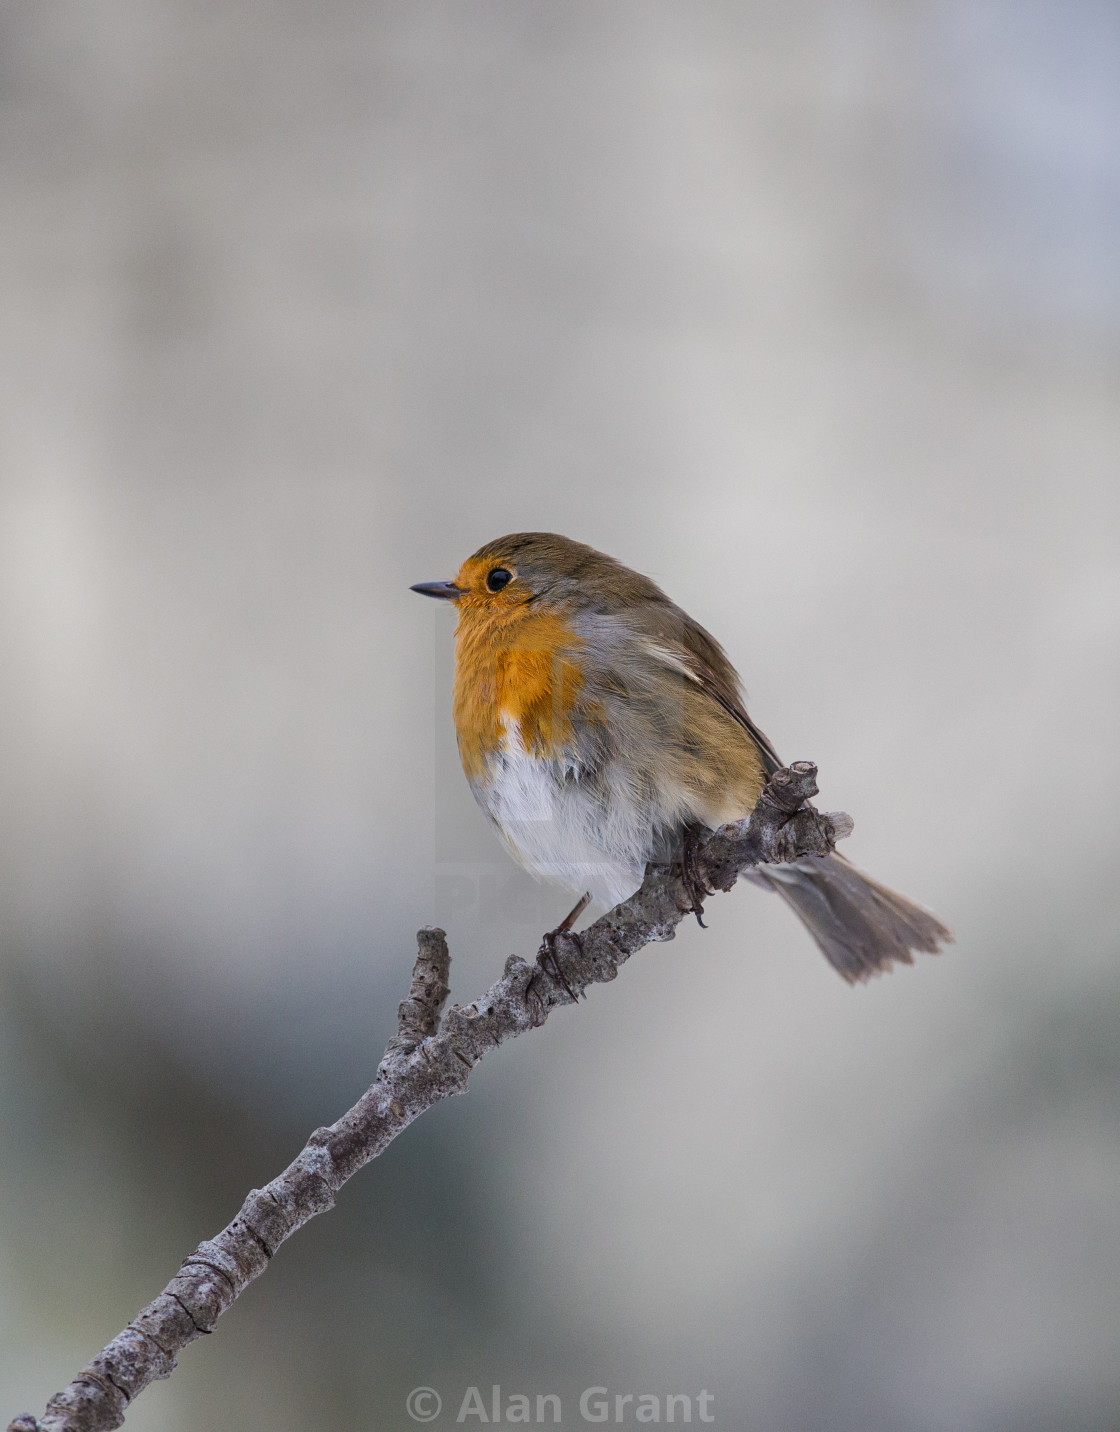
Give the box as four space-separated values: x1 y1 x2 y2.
1 2 1118 1429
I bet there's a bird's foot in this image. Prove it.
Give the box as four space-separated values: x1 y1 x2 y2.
528 892 590 1013
679 824 712 928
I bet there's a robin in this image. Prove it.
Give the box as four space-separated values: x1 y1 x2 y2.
412 532 951 982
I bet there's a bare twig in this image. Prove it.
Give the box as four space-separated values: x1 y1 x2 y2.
8 762 849 1432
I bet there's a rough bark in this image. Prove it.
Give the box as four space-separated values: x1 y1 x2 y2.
8 762 849 1432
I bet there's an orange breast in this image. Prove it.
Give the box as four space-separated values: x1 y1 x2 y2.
452 606 586 782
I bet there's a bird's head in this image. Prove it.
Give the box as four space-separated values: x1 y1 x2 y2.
410 532 663 622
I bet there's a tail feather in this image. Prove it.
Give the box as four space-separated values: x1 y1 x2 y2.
749 852 952 983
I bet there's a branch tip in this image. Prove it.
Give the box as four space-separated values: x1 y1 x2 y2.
765 760 819 810
391 928 452 1050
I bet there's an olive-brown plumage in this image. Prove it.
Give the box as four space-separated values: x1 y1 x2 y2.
413 532 951 982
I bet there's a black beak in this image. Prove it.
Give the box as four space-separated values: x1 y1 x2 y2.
410 581 465 601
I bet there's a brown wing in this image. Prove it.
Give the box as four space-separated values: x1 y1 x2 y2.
631 600 784 778
684 661 783 777
677 611 783 776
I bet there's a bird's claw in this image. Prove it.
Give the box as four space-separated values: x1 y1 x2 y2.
680 824 712 928
526 891 590 1011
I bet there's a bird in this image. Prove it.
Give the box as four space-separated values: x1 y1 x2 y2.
412 532 951 982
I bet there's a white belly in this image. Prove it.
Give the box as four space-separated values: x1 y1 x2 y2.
470 739 663 909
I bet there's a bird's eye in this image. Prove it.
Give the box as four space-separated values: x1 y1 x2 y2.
485 567 513 592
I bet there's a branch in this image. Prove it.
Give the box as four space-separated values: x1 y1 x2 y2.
9 762 849 1432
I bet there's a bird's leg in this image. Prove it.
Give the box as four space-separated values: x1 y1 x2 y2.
679 823 712 928
555 891 592 933
530 891 591 1010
